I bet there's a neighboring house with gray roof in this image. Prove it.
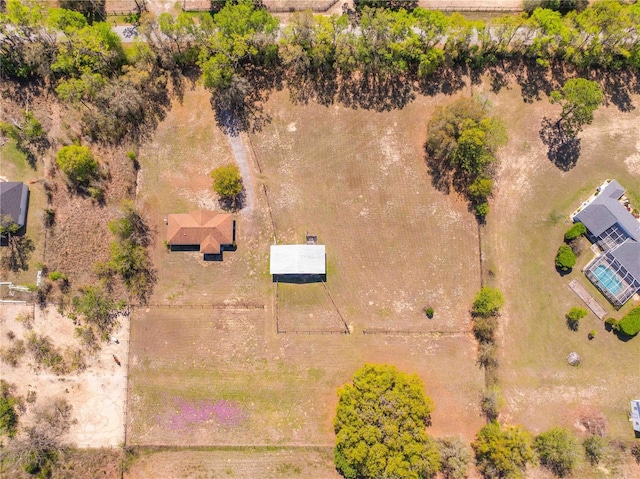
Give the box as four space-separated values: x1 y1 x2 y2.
574 180 640 308
0 181 29 237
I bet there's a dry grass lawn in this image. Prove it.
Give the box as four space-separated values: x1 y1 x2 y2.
481 81 640 439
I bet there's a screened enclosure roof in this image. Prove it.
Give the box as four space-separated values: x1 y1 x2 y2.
270 245 326 275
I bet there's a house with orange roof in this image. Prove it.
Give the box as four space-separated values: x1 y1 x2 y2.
166 210 235 259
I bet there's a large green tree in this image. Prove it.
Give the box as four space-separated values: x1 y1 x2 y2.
549 78 603 139
198 0 278 93
472 421 535 479
334 364 441 479
425 97 506 218
534 427 581 477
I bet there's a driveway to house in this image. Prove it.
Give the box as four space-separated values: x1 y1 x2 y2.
227 133 255 217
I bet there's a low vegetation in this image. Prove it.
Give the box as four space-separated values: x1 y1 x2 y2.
616 306 640 337
472 421 534 479
555 245 576 272
334 364 440 479
534 427 581 477
565 307 587 331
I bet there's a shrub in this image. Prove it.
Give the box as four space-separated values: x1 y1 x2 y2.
424 306 434 319
478 342 498 369
438 437 473 479
0 380 20 437
566 307 587 331
473 421 534 479
473 316 498 343
0 340 26 367
604 317 618 329
48 271 67 282
472 287 505 317
564 222 586 242
481 387 503 421
588 329 597 340
583 436 608 465
555 245 576 272
475 202 489 217
56 145 99 187
617 306 640 336
211 164 243 200
535 427 581 477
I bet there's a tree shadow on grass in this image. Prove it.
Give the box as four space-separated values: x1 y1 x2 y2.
0 235 35 272
539 117 581 171
599 68 639 113
218 189 246 213
337 74 415 112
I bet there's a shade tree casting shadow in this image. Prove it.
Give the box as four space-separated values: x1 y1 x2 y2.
539 117 581 171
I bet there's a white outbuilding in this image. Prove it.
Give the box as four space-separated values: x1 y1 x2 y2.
631 400 640 433
270 245 326 276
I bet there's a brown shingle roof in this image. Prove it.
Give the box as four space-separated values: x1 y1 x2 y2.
167 211 233 254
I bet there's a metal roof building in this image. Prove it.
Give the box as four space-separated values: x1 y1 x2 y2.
270 245 326 275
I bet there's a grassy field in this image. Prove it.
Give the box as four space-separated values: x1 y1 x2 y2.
125 80 640 478
252 90 482 334
127 307 484 446
481 81 640 439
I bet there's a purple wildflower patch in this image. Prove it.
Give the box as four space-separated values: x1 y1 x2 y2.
162 398 245 431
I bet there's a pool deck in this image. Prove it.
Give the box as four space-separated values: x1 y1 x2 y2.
568 279 608 319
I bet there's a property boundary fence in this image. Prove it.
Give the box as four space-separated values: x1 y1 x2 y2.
362 329 467 336
130 302 265 310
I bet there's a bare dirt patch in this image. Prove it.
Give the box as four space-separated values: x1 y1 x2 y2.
0 303 129 448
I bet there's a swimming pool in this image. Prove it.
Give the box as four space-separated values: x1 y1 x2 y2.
593 264 623 295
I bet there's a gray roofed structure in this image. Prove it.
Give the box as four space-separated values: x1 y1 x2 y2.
575 180 640 241
0 182 29 231
575 180 640 308
610 241 640 281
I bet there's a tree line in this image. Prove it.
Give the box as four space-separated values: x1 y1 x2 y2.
1 0 639 133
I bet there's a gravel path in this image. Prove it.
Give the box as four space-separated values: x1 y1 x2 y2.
227 133 255 216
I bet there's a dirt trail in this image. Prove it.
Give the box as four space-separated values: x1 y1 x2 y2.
227 133 255 217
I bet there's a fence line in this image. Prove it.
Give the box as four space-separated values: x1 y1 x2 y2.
362 329 468 336
321 281 350 334
130 302 265 310
277 329 349 335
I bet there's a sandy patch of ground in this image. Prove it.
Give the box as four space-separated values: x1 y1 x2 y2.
0 303 128 448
